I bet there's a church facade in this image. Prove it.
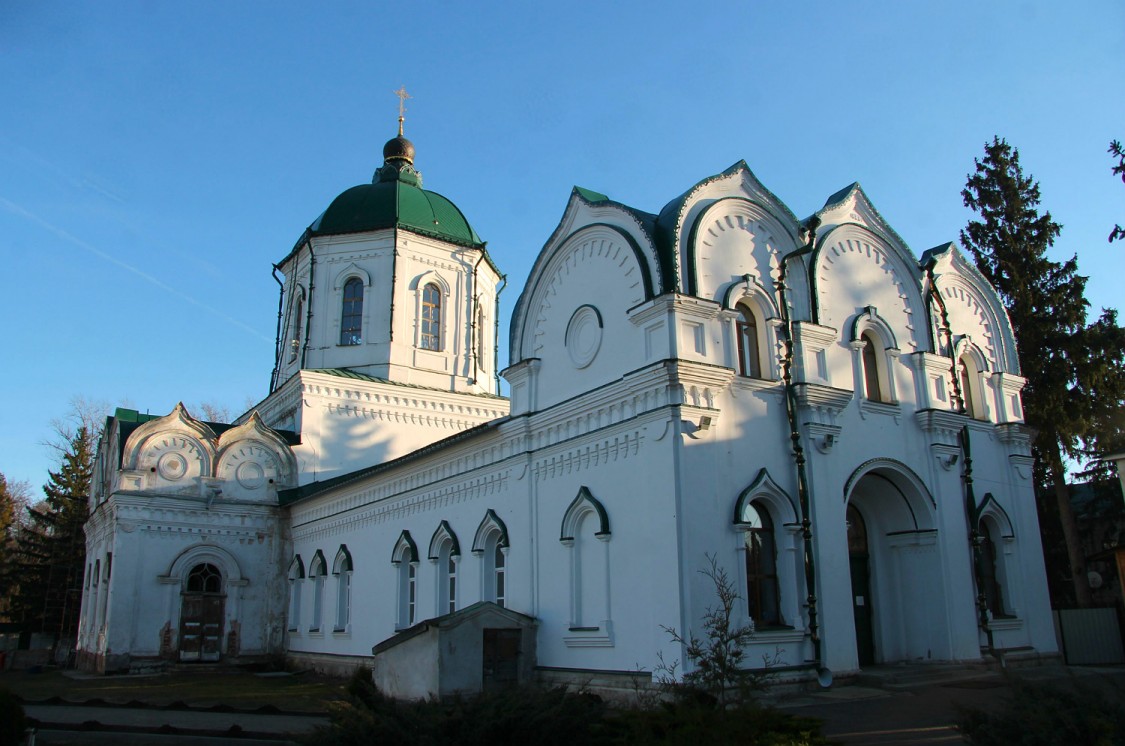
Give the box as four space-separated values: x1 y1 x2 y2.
77 130 1057 691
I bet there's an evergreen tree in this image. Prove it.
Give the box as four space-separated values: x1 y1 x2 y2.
1110 139 1124 243
0 474 31 621
961 137 1125 608
14 427 93 639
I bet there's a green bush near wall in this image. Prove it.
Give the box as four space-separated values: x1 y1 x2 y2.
0 687 27 746
301 668 830 746
959 677 1125 746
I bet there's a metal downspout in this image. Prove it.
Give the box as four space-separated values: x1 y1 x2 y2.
269 264 285 393
494 273 507 396
389 229 398 343
959 427 999 662
300 242 316 370
469 251 486 385
923 259 964 412
775 216 830 686
925 262 998 660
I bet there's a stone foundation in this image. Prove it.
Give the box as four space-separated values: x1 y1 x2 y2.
286 650 372 678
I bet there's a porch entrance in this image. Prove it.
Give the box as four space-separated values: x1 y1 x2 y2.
844 464 945 666
847 503 875 666
179 563 224 662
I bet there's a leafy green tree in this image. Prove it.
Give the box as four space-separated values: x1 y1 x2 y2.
14 427 93 639
962 137 1125 608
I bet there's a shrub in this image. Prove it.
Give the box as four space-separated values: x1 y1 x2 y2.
611 700 831 745
0 687 27 746
303 679 609 746
959 676 1125 745
306 674 831 746
657 554 778 708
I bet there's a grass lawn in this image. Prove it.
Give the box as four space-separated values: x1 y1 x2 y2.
0 667 347 713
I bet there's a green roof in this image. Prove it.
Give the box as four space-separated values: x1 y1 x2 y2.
114 407 160 424
572 185 609 203
308 159 484 248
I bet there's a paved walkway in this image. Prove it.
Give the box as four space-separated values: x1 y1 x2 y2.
773 663 1125 745
24 701 327 744
19 662 1125 745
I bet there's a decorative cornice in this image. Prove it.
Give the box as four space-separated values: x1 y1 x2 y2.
792 322 838 347
931 443 961 471
804 422 841 454
532 429 644 483
1009 454 1034 480
996 423 1032 449
301 374 509 422
794 383 852 414
858 398 901 422
290 468 511 542
664 359 737 392
914 409 969 443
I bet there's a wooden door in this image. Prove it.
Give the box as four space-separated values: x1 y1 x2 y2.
482 628 521 692
179 563 225 662
179 594 224 662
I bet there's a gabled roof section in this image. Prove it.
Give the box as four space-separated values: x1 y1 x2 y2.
573 186 609 203
570 185 660 247
811 182 913 260
655 161 802 296
920 241 1021 374
278 416 506 506
508 185 662 365
371 601 536 655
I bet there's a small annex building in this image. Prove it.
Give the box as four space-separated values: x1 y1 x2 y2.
371 602 537 699
78 124 1058 696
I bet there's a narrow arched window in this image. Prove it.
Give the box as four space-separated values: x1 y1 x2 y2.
979 521 1011 618
309 553 326 632
736 305 763 378
960 361 976 418
289 294 304 361
406 564 417 625
393 533 418 630
861 332 884 402
333 547 352 632
477 305 488 370
340 278 364 346
287 558 303 632
421 283 442 350
959 354 987 420
395 557 417 629
493 543 506 608
435 538 457 615
742 502 780 626
446 552 457 614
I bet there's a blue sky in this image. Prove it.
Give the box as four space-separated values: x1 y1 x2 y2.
2 1 1122 491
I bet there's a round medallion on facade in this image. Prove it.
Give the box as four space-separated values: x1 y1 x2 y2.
157 452 188 481
565 305 603 369
236 460 266 490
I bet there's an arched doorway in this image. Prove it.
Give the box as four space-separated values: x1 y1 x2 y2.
179 563 224 662
844 462 945 666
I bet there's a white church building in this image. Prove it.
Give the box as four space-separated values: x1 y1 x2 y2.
77 125 1058 694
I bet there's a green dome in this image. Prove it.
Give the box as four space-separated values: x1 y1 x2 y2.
308 137 484 248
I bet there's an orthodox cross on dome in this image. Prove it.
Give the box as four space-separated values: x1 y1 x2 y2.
393 86 412 136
